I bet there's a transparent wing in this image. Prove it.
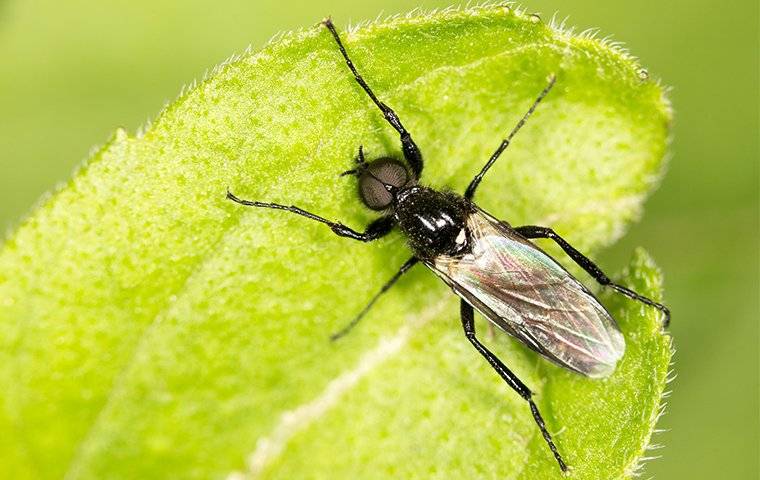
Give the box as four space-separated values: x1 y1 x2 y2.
426 208 625 378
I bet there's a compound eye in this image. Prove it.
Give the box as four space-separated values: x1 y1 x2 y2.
359 175 392 210
358 158 410 210
368 159 409 189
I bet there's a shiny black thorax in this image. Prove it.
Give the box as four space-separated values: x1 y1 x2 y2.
393 186 473 260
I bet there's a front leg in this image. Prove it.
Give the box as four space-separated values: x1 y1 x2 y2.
227 190 395 242
460 300 568 472
322 19 424 178
515 224 670 326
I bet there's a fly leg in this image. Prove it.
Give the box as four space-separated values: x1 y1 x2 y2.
460 300 568 472
464 75 556 201
226 189 394 242
330 256 419 341
515 225 670 327
322 19 424 178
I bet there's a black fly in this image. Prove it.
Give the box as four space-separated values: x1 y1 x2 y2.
227 19 671 472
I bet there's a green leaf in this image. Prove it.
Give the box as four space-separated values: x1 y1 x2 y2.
0 5 671 480
253 249 672 480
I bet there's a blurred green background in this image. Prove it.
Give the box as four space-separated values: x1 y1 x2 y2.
0 0 756 478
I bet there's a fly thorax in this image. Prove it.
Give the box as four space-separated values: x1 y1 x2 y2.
394 186 472 259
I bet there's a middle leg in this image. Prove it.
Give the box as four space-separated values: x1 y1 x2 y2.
330 256 419 341
464 75 556 200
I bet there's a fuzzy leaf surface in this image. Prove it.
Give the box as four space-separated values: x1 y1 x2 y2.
0 6 671 479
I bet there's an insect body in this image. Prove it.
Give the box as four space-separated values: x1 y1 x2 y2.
228 19 670 472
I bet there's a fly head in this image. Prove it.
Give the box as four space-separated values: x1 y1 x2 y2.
357 157 415 211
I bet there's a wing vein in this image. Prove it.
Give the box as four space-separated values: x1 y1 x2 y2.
429 207 624 377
